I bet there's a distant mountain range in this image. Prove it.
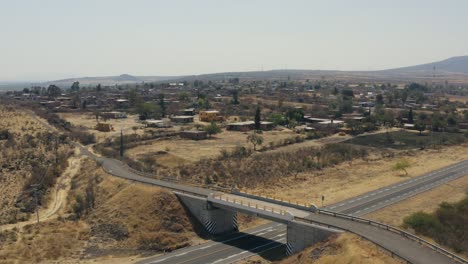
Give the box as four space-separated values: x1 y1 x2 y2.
2 56 468 91
382 55 468 74
44 74 180 87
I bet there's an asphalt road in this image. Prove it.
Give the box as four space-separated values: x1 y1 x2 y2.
138 160 468 264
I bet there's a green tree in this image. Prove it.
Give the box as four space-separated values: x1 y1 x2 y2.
232 89 239 104
269 113 288 126
70 81 80 92
376 94 384 105
415 122 426 136
158 94 166 118
247 132 264 151
204 122 221 138
120 130 124 158
47 85 62 97
179 91 190 101
393 159 410 175
408 108 414 124
137 102 156 120
254 106 261 130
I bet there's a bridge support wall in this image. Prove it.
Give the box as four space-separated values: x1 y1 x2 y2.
286 220 342 255
175 192 238 235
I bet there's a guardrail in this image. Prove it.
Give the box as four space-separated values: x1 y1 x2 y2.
211 193 293 220
123 163 231 193
232 189 318 213
316 209 468 264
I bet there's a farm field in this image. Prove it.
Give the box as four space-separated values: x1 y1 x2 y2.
126 129 298 167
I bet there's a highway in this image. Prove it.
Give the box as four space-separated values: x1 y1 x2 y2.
137 160 468 264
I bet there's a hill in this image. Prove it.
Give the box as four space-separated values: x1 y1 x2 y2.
45 74 179 87
383 55 468 74
21 55 468 87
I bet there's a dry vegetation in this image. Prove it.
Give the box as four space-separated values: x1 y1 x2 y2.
126 129 298 167
242 144 468 206
244 233 400 264
0 105 72 225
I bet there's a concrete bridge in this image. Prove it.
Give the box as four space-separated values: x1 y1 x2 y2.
177 191 340 256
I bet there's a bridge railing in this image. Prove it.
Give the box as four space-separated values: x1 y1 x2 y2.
123 162 231 193
317 209 468 264
232 189 318 213
211 193 292 219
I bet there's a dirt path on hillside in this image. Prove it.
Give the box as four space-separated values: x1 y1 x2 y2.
0 152 84 231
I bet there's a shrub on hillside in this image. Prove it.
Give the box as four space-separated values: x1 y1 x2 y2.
403 196 468 253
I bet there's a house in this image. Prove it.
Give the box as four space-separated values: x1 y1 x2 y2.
303 117 329 123
181 108 196 116
145 119 172 128
115 99 130 108
101 111 127 119
180 130 208 140
95 123 113 132
309 120 344 129
458 123 468 130
358 102 375 108
40 101 61 108
227 121 255 131
170 115 194 123
199 110 223 122
227 121 274 131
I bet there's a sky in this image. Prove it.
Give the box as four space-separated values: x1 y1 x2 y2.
1 0 468 81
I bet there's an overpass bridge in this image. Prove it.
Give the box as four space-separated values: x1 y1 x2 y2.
90 150 468 264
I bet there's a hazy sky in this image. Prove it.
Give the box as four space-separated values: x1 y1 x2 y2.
1 0 468 81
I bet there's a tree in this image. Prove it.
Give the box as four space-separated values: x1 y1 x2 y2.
247 132 264 151
137 102 156 120
393 159 410 175
341 89 354 97
269 113 287 126
120 130 124 158
204 122 221 138
232 89 239 104
415 122 426 136
254 106 261 130
47 85 62 97
70 81 80 92
96 83 102 92
158 94 166 118
179 91 190 101
408 108 414 124
332 87 339 95
376 94 384 105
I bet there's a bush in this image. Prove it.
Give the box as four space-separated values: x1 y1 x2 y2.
403 196 468 253
403 212 442 233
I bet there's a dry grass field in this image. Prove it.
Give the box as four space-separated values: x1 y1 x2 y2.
367 175 468 226
127 129 297 167
58 112 148 142
447 95 468 103
243 144 468 207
